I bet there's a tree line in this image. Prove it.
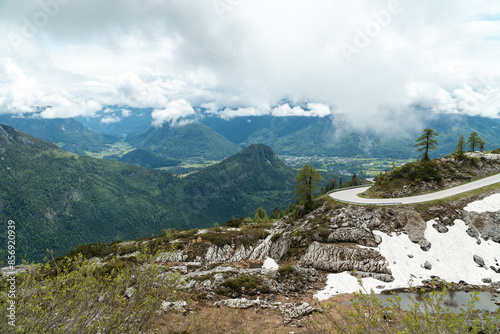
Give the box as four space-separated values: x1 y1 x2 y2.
415 128 486 161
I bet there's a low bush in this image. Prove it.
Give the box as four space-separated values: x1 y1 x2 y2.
0 252 181 333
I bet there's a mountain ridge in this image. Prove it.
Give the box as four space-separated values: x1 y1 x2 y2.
0 125 295 262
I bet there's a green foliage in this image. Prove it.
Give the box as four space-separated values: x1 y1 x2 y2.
200 231 235 248
220 275 262 294
455 134 466 157
415 128 439 161
322 178 338 194
106 148 181 168
0 115 114 154
277 265 295 282
366 160 443 197
344 174 362 188
295 164 322 205
253 207 268 221
0 128 295 263
58 243 114 260
0 252 181 333
222 217 246 228
269 206 283 219
270 233 283 243
491 148 500 154
385 160 442 184
127 122 240 160
468 131 483 152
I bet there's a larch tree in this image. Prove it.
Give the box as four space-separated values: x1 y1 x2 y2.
455 134 466 157
295 164 321 205
479 139 485 152
467 131 482 152
414 128 439 161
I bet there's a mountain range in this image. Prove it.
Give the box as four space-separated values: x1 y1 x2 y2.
0 115 115 155
0 124 295 262
0 111 499 163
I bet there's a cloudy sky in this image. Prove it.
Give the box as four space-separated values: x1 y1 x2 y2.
1 0 500 132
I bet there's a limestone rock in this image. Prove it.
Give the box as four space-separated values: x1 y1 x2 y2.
423 261 432 270
279 302 322 325
161 301 189 313
327 228 377 247
420 240 432 251
214 298 277 309
473 255 485 267
125 287 135 298
299 242 393 280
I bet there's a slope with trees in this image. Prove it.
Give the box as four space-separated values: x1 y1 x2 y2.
0 126 295 263
126 122 240 160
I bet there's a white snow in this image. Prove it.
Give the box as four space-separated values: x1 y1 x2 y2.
262 257 279 270
315 219 500 300
464 194 500 213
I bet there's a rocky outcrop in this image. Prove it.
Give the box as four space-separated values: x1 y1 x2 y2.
326 227 377 247
214 299 322 326
464 211 500 243
279 302 322 325
161 301 189 313
299 242 393 282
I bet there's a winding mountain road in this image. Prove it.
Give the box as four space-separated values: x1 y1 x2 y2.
328 173 500 205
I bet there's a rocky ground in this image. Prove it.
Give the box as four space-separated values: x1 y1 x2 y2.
18 184 494 330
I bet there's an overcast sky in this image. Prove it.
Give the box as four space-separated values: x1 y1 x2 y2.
1 0 500 132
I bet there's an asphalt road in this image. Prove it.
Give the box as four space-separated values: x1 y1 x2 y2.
328 173 500 205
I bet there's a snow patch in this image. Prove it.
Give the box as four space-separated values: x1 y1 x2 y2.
464 194 500 213
316 219 500 300
262 257 279 270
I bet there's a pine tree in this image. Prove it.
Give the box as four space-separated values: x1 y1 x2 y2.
295 164 321 205
414 128 439 161
253 207 268 221
479 139 485 152
455 134 466 157
270 206 282 219
467 131 482 152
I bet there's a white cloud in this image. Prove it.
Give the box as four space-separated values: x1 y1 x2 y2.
121 109 132 117
151 99 196 127
0 0 499 128
101 114 121 124
39 100 102 119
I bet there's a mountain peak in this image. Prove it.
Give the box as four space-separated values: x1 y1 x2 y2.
236 143 278 162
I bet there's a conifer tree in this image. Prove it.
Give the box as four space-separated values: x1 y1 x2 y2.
414 128 439 161
479 139 485 152
253 207 268 221
295 164 321 205
467 131 482 152
455 134 466 157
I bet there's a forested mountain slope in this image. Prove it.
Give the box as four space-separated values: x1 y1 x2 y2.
0 125 294 262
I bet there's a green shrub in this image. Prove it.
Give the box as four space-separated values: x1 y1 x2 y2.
0 253 181 333
57 243 114 260
222 217 246 228
221 275 262 294
271 233 282 243
277 265 294 281
200 232 234 248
